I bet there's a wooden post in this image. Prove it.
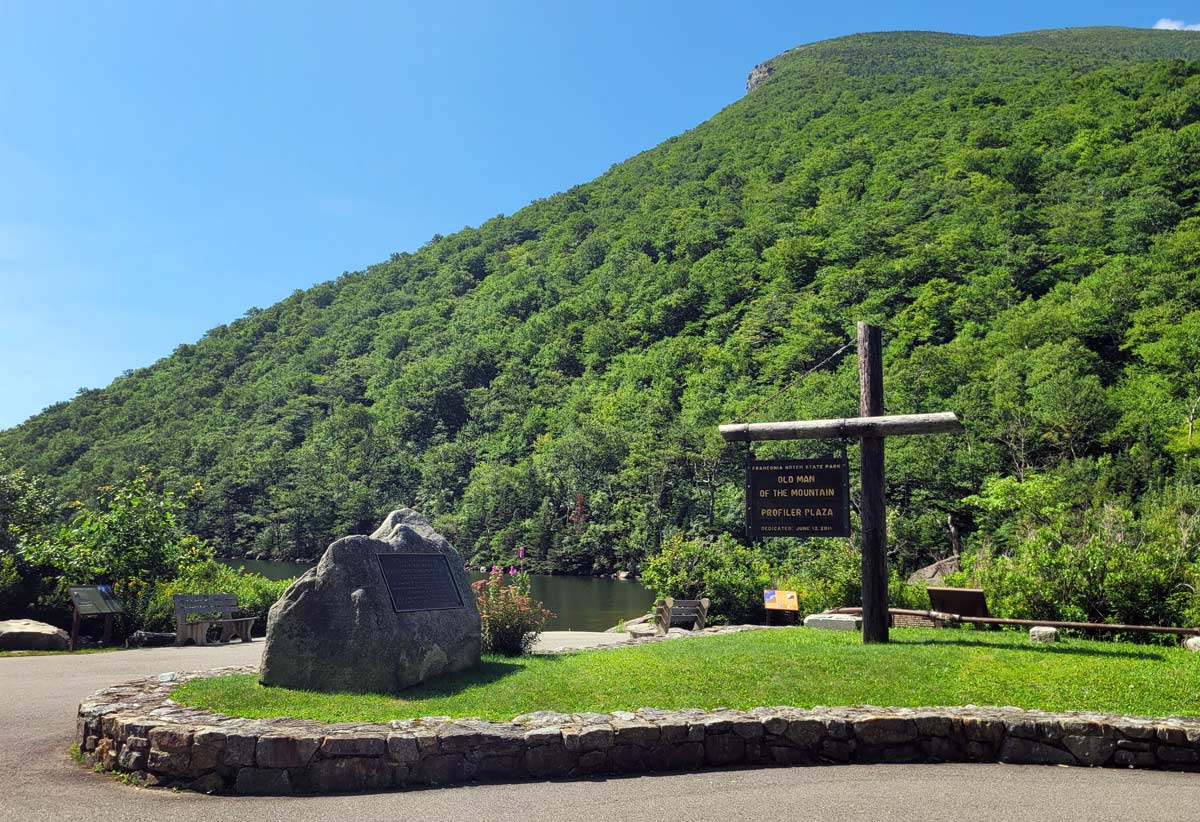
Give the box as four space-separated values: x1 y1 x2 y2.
721 322 963 645
857 322 888 644
70 605 80 652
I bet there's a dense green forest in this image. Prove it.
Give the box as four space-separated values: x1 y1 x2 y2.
3 29 1200 625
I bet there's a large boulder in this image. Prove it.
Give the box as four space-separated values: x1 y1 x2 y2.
0 619 70 651
258 509 481 693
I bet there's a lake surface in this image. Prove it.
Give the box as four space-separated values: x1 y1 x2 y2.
218 559 654 631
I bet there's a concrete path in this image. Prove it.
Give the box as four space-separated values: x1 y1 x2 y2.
531 630 632 652
4 641 1200 822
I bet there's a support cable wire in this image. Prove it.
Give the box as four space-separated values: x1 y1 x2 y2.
735 339 856 425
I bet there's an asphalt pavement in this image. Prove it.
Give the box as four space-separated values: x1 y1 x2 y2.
3 640 1199 822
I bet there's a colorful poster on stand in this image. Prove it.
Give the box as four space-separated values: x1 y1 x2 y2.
764 589 799 611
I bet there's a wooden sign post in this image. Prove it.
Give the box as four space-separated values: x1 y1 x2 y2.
67 585 125 651
720 321 964 644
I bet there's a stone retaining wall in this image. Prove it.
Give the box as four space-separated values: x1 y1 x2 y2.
77 666 1200 795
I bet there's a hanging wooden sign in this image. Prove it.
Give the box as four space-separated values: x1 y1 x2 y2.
746 456 851 539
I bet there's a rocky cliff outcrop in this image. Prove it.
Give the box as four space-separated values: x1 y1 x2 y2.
746 62 775 92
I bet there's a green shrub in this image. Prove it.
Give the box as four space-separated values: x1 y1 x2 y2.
641 532 773 624
955 474 1200 639
770 540 861 617
771 542 928 618
22 468 214 632
472 568 554 655
0 553 23 614
143 559 293 634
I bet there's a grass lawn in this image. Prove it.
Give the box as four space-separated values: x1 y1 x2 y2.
174 627 1200 723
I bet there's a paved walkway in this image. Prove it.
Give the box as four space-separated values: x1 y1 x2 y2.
5 642 1200 822
532 630 633 652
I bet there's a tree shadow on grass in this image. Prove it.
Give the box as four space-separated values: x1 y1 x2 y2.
891 635 1168 661
401 656 564 699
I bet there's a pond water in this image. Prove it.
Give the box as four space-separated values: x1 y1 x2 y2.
218 559 654 632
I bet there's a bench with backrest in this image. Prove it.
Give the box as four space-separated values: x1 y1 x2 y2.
653 597 710 635
173 593 256 646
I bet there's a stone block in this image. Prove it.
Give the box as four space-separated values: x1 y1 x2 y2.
417 753 471 784
769 745 812 765
562 725 614 752
924 735 967 762
915 715 953 737
728 716 765 739
704 733 745 766
188 773 226 793
612 720 659 747
320 735 387 758
802 614 862 631
386 734 420 764
785 718 825 747
524 743 575 777
307 758 395 792
657 719 690 743
235 767 292 795
962 716 1006 742
820 739 854 762
1063 735 1115 766
222 733 257 767
257 735 320 769
823 718 853 740
473 754 525 779
149 726 192 754
191 730 225 770
1114 749 1156 768
608 744 647 772
147 748 191 776
998 737 1075 765
1029 626 1058 643
455 725 524 757
1157 725 1188 746
1156 746 1200 764
854 717 918 747
117 748 148 772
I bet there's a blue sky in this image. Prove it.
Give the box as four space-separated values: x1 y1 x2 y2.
0 1 1194 429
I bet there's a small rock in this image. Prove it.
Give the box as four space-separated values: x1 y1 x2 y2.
803 614 862 631
1029 626 1058 643
1182 636 1200 652
0 619 69 651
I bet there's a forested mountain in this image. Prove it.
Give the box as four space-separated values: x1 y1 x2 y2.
4 28 1200 578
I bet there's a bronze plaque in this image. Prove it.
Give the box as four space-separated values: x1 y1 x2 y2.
69 585 125 616
747 457 851 539
376 553 465 613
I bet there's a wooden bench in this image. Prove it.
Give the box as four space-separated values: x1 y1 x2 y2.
653 597 710 635
173 594 256 646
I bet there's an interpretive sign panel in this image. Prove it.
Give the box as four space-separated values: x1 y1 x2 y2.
376 553 465 613
747 457 851 539
68 585 125 616
764 589 799 611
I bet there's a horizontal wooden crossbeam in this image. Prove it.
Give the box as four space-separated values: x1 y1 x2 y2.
719 411 963 442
